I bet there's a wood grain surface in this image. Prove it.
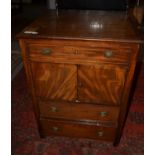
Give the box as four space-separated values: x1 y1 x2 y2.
18 10 142 145
40 118 116 141
78 64 127 105
39 100 120 122
27 43 132 65
31 62 77 101
17 10 142 43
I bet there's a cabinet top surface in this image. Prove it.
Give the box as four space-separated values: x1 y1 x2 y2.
17 10 143 43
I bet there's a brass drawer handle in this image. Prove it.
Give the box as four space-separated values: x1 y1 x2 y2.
52 126 59 132
103 50 113 58
100 111 108 117
98 131 104 137
41 48 52 55
75 99 80 103
50 106 58 112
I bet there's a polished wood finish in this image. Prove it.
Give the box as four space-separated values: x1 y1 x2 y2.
17 10 142 43
40 118 116 141
27 43 132 64
39 100 120 122
31 62 77 101
78 64 127 105
18 10 142 146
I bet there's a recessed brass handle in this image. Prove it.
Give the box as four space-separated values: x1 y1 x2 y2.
98 131 104 137
52 126 59 132
41 48 52 55
103 50 113 58
100 111 108 117
50 106 58 112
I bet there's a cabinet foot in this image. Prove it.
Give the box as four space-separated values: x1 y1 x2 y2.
39 131 46 138
113 136 121 146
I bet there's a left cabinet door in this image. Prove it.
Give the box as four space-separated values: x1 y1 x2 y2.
30 62 77 101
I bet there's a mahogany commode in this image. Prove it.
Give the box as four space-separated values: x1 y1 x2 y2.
18 10 142 145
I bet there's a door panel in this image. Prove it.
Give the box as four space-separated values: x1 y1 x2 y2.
78 64 127 105
31 62 77 101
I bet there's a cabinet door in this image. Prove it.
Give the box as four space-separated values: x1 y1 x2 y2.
31 62 77 101
78 64 127 105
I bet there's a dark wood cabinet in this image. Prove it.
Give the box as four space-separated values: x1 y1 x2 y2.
18 10 142 146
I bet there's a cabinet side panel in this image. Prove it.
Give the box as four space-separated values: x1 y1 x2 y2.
114 44 140 145
19 39 43 136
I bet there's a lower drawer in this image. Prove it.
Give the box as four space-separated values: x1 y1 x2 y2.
40 118 116 141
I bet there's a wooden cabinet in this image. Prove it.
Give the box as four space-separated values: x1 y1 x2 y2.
18 10 142 146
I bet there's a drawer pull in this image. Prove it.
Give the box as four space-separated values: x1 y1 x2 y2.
103 50 113 58
100 111 108 117
98 131 104 137
41 48 52 55
50 106 58 112
52 126 59 132
75 99 80 103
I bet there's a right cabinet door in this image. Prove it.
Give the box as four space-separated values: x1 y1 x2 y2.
78 64 127 105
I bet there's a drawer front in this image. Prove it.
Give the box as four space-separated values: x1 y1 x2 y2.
40 119 116 141
28 44 65 58
27 44 131 64
39 101 120 122
65 46 131 64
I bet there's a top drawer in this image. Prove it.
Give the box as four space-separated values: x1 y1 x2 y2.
27 44 132 64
